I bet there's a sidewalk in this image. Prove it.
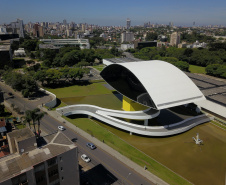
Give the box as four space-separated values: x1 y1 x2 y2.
39 105 169 185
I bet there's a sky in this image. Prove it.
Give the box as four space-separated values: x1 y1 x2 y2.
1 0 226 26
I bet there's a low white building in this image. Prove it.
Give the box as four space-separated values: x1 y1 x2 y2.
121 44 134 51
40 39 90 49
14 48 26 57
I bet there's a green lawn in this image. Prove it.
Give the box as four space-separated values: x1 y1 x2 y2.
45 82 111 98
60 93 122 110
92 65 105 72
211 120 226 130
64 117 191 185
15 123 26 129
189 65 206 74
47 82 226 185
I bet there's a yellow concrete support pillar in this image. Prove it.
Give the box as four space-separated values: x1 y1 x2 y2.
122 96 148 111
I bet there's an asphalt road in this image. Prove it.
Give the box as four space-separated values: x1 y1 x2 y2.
0 82 154 185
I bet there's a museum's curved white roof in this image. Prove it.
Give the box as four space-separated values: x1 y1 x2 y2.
103 60 206 110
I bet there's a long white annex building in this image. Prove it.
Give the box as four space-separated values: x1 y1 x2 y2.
56 60 211 136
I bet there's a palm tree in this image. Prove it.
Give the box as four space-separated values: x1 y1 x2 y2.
24 110 32 129
36 111 47 137
22 108 46 136
30 108 41 134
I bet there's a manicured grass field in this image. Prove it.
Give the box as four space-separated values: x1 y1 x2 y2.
61 93 122 110
64 116 191 185
211 120 226 130
45 82 111 98
47 82 226 185
97 119 226 185
189 65 206 74
92 64 105 72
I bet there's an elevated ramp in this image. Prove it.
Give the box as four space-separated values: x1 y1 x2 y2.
56 104 212 136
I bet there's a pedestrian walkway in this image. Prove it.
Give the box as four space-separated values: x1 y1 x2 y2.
38 105 169 185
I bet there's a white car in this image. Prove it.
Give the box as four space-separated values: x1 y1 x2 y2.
81 154 91 163
58 126 65 131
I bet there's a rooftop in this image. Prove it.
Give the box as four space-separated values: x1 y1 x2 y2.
0 130 76 183
7 128 35 142
0 45 10 51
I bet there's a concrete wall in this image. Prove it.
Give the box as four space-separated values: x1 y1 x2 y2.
102 59 113 66
40 88 57 108
57 147 79 185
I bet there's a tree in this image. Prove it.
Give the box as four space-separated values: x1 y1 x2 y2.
110 46 122 57
68 68 80 82
81 49 97 64
0 104 5 115
40 49 57 62
60 50 81 66
11 41 19 52
22 74 38 97
45 69 62 84
36 111 47 137
146 32 158 41
30 108 41 134
20 39 38 52
24 110 32 129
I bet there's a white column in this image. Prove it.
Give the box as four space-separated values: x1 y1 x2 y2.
144 119 148 126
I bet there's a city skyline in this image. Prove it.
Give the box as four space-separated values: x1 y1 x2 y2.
0 0 226 26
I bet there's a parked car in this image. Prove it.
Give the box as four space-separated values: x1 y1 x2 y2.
58 126 65 131
71 138 77 142
86 143 96 150
81 154 91 163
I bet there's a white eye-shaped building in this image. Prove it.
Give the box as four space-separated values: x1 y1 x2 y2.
100 60 205 110
57 60 211 136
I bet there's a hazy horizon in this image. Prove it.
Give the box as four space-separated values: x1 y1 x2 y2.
1 0 226 26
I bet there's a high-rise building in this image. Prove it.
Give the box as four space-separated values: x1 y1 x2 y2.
121 31 134 43
169 22 173 27
66 29 72 37
0 128 80 185
10 19 24 38
38 26 45 37
81 24 86 32
170 32 181 47
33 24 45 37
33 23 40 37
126 18 131 29
63 19 67 26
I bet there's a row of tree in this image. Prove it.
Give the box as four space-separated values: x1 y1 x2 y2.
205 64 226 78
3 71 38 97
35 66 89 86
132 46 226 78
133 46 226 67
36 46 121 68
23 108 46 136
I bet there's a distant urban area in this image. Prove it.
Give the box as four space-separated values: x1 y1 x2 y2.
0 18 225 185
